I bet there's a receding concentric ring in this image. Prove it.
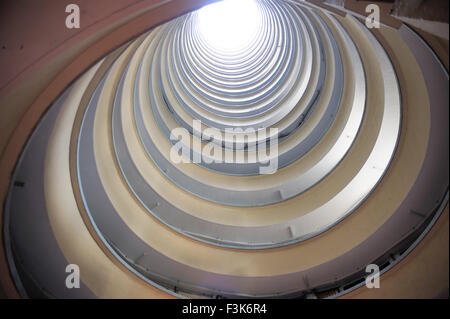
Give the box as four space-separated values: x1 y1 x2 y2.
70 0 400 249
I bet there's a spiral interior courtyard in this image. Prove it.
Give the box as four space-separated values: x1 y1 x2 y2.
3 0 448 298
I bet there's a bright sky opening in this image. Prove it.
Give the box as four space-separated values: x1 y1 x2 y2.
196 0 262 52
